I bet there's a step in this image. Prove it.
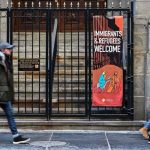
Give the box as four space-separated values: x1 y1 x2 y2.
0 119 144 130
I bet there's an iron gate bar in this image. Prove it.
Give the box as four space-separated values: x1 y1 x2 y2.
127 7 132 115
85 9 88 117
38 8 41 114
46 9 50 120
31 8 33 113
128 10 131 113
88 8 92 121
16 9 20 113
131 1 134 116
63 9 66 116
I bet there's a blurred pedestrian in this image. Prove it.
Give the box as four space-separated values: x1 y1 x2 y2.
139 120 150 140
0 42 30 144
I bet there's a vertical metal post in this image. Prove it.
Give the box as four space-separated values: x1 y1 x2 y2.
31 8 34 114
85 8 88 117
9 10 12 47
88 8 92 121
24 7 27 114
46 9 50 120
127 8 132 116
17 8 21 113
38 8 41 114
77 7 80 113
48 8 52 120
63 8 66 115
70 7 73 114
130 1 134 119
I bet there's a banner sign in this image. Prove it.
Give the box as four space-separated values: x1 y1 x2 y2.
92 16 123 107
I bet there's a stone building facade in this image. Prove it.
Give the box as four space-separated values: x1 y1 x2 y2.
0 0 149 121
134 0 150 120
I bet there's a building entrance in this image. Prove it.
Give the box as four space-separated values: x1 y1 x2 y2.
0 1 134 120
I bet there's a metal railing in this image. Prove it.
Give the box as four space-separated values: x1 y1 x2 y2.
0 1 134 120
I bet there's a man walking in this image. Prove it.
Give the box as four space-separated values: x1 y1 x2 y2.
0 42 30 144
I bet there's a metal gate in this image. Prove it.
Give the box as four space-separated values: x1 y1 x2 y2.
0 1 134 120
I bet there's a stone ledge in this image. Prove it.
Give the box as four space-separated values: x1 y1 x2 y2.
0 119 145 130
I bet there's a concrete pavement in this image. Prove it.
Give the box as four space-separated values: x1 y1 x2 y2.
0 130 149 150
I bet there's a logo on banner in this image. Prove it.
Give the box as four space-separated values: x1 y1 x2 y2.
92 16 123 107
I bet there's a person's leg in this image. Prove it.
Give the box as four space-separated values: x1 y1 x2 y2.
139 120 149 139
0 101 19 136
144 119 150 129
0 101 30 144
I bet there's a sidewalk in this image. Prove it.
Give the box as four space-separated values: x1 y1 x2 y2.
0 130 149 150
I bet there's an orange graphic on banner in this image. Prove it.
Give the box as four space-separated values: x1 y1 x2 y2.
92 65 123 107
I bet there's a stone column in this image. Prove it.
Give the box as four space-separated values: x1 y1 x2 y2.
145 16 150 119
0 0 9 42
134 0 150 120
107 0 148 120
0 0 8 7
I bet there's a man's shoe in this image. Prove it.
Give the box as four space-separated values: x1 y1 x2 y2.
139 127 149 139
13 135 30 144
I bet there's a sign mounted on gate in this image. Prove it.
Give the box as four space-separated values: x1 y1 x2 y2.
18 59 40 71
92 16 123 107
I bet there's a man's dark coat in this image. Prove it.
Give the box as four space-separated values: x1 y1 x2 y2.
0 57 14 103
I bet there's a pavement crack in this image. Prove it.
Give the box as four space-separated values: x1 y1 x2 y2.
105 132 112 150
45 132 53 150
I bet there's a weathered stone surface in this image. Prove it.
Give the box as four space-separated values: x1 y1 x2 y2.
134 96 145 120
145 72 150 90
0 14 7 42
134 75 145 97
136 1 150 17
0 0 7 8
134 53 145 74
134 1 150 120
144 52 150 74
145 96 150 119
134 25 147 53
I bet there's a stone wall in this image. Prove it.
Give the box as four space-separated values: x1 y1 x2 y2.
0 0 8 42
135 0 150 120
0 0 7 7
